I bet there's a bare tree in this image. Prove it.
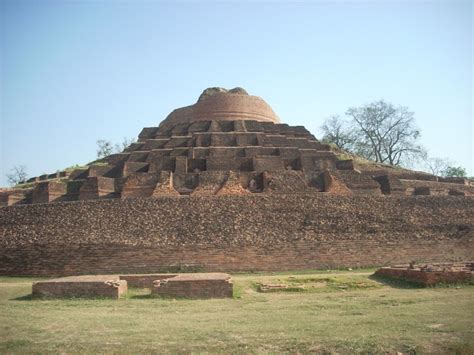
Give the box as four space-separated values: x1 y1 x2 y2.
320 115 355 151
421 153 452 176
114 137 136 153
97 137 136 158
6 165 28 186
346 100 422 166
96 140 114 158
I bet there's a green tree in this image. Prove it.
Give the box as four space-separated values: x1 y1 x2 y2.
441 166 467 178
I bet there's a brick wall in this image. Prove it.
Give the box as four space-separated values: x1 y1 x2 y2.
0 195 472 276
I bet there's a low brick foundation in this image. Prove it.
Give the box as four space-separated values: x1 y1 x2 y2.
119 274 176 288
374 262 474 286
152 273 233 298
32 275 128 299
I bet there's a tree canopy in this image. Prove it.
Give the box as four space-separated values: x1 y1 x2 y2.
322 100 422 166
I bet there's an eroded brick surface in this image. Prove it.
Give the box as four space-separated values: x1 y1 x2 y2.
32 275 127 299
0 195 472 276
374 262 474 286
152 273 233 298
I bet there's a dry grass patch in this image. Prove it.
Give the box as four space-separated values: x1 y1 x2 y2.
1 270 473 354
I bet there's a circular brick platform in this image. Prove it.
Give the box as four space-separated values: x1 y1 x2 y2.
159 88 280 128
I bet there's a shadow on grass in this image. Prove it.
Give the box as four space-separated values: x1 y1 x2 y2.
11 294 36 301
127 294 154 300
369 275 425 289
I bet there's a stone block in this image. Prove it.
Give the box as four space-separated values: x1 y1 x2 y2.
211 133 237 147
188 121 211 133
32 181 68 204
65 180 84 200
209 147 245 158
148 157 176 173
174 156 187 174
236 132 262 147
152 273 233 299
68 168 89 180
32 275 127 299
78 177 118 200
300 151 337 172
165 137 191 148
119 274 176 288
332 171 381 195
438 177 468 185
187 159 206 173
0 189 32 206
245 147 278 157
121 173 160 198
253 155 284 172
138 127 159 140
262 135 288 146
171 123 190 136
191 148 209 159
278 147 300 159
169 148 190 157
243 120 266 132
263 170 309 193
305 171 325 192
195 133 212 147
233 120 246 132
374 263 474 287
192 171 228 196
336 159 355 170
128 152 149 162
283 158 302 171
322 170 353 195
286 137 315 148
103 153 130 165
397 172 437 181
206 156 240 171
261 122 278 133
216 171 249 195
373 175 406 195
170 173 198 195
88 164 115 178
142 139 169 150
152 172 180 197
123 162 149 177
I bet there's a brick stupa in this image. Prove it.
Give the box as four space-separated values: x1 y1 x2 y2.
1 87 473 206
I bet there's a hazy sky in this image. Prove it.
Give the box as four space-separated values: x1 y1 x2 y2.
1 0 472 185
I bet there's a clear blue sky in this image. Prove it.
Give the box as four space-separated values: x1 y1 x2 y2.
1 0 472 185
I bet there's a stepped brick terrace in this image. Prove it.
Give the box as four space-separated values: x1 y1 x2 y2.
0 87 473 276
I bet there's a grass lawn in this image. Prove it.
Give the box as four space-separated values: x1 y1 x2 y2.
1 270 473 354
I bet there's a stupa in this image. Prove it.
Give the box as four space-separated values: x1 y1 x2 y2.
0 88 472 276
3 87 472 205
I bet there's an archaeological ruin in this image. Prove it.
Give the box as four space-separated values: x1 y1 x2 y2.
32 273 233 299
0 87 473 276
374 262 474 286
